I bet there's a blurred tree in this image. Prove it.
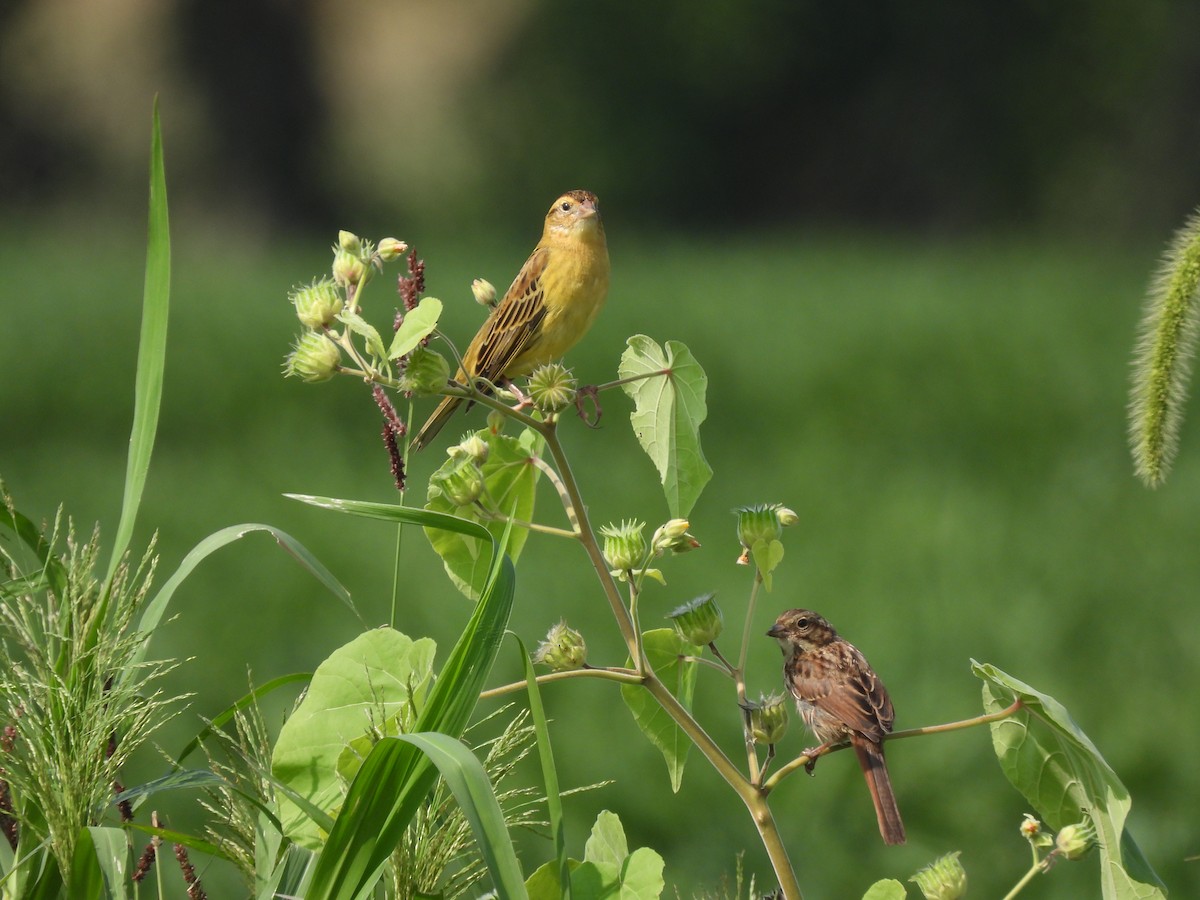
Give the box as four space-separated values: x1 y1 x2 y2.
3 0 1200 235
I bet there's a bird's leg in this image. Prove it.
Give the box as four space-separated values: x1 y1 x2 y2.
575 384 603 428
493 378 533 411
801 740 839 775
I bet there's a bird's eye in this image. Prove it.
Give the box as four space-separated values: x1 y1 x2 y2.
559 200 572 211
795 617 809 629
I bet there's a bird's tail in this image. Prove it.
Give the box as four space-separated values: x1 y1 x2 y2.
853 739 906 845
410 394 463 451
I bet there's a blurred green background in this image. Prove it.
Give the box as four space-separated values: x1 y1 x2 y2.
3 2 1200 897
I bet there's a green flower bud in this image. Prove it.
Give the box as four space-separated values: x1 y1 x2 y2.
527 362 577 415
400 344 451 394
599 520 647 572
1020 814 1053 849
472 277 497 307
290 277 344 329
668 592 724 645
734 504 785 548
1055 821 1094 861
338 230 363 254
742 692 789 745
775 506 799 527
486 409 506 435
909 852 967 900
431 457 484 507
284 331 340 382
332 249 366 287
378 237 408 261
533 620 587 671
652 518 700 555
454 433 490 465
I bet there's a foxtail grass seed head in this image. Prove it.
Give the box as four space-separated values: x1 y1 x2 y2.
430 457 484 507
377 237 408 261
528 362 577 414
533 620 587 671
1129 206 1200 487
909 852 967 900
667 593 724 645
472 277 498 308
1055 821 1095 861
290 277 344 330
600 520 647 572
284 332 340 382
400 345 451 394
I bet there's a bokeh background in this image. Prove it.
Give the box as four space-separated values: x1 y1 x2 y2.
3 1 1200 896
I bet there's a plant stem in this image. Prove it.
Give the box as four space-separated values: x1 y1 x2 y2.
478 666 642 700
1001 861 1044 900
764 698 1024 792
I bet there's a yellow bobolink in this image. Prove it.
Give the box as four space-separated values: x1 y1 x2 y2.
410 190 610 450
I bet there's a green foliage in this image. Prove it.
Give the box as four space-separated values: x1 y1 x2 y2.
862 879 907 900
0 517 181 885
974 662 1166 899
620 629 702 792
618 335 713 518
271 628 437 847
526 810 665 900
425 426 544 599
388 296 443 360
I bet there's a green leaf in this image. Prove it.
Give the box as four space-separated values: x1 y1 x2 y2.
271 629 436 849
397 732 529 899
517 637 570 899
0 502 68 599
862 878 908 900
750 538 784 591
618 335 712 518
526 859 581 900
425 426 543 599
337 310 387 360
304 525 515 899
620 630 701 791
388 296 443 359
973 662 1167 900
106 97 170 586
571 811 664 900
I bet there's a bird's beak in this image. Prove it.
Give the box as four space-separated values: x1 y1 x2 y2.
766 623 784 639
577 198 598 218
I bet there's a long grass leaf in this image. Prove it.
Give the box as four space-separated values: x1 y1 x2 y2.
399 732 528 899
516 636 569 898
106 97 170 584
133 523 355 669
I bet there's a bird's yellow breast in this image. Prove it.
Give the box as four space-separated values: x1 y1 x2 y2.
510 236 610 374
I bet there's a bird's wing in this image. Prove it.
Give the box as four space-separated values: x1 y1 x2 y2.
465 246 550 383
790 648 894 741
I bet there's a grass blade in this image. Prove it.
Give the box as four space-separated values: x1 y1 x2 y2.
106 97 170 585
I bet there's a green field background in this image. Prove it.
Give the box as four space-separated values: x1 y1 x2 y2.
3 215 1197 896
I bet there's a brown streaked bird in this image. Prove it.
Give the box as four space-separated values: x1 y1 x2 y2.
410 189 610 450
767 608 906 845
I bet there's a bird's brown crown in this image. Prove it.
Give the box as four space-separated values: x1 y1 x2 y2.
767 608 839 651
